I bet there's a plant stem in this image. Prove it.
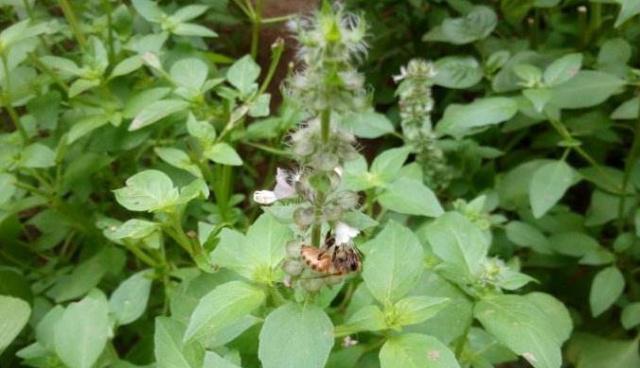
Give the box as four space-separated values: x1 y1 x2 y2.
58 0 86 48
250 0 264 59
1 53 28 140
211 164 233 223
258 38 285 95
311 192 326 247
101 0 115 63
321 108 331 144
618 93 640 231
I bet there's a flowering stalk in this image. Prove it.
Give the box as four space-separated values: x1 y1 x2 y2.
395 59 452 191
253 2 368 291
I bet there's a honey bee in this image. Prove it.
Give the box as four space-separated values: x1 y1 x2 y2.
300 235 361 275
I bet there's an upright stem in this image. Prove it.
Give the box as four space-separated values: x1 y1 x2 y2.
58 0 86 48
311 192 325 248
321 108 331 144
618 93 640 230
1 53 28 140
250 0 263 59
101 0 115 63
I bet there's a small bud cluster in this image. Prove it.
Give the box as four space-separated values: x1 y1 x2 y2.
285 2 368 114
395 59 452 192
290 117 359 171
476 257 508 287
254 3 368 293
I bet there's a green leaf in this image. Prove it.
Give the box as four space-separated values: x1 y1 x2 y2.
35 306 64 350
342 111 394 138
184 281 265 343
550 71 625 109
378 177 444 217
203 351 241 368
380 333 460 368
571 333 640 368
425 212 489 276
335 305 387 336
614 0 640 27
20 143 55 168
109 270 153 326
39 55 82 76
249 94 271 117
130 99 189 131
69 78 100 98
259 303 334 368
589 266 625 317
154 317 202 368
172 4 209 22
434 55 483 88
529 160 577 218
173 23 218 37
132 0 163 22
227 55 260 95
524 292 572 344
186 113 216 142
67 115 110 144
210 213 292 283
46 248 122 302
203 143 243 166
475 294 565 368
370 147 411 183
0 295 31 354
505 221 551 254
523 88 552 113
114 170 179 212
123 87 171 119
0 173 16 205
110 219 159 240
362 221 424 303
391 296 450 328
170 58 209 90
543 53 582 87
611 97 638 120
154 147 202 177
423 6 497 45
621 302 640 330
109 55 143 79
54 290 110 368
436 97 518 138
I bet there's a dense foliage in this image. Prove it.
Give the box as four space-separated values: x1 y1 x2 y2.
1 0 640 367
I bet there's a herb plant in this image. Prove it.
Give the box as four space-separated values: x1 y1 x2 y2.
1 1 640 368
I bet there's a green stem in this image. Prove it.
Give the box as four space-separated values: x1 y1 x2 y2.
30 53 70 92
258 38 285 96
547 116 624 194
250 0 263 59
588 2 602 42
261 14 295 24
123 241 159 268
243 141 292 157
1 53 28 140
166 213 196 257
321 108 331 144
58 0 86 48
217 165 233 222
101 0 115 63
618 93 640 231
311 192 326 248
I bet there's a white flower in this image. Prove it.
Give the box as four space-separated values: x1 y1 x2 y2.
253 190 278 205
334 166 343 177
335 222 359 244
252 168 298 205
393 66 408 83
